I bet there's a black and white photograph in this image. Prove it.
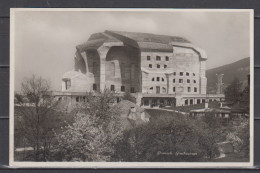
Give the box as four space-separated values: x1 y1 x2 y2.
9 9 254 168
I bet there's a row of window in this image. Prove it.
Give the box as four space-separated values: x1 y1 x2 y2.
114 85 135 93
149 86 198 93
151 77 196 84
143 99 173 106
147 67 197 77
185 98 205 105
173 78 196 84
76 96 122 103
152 77 165 82
76 96 86 102
173 87 197 92
147 56 169 61
92 83 135 93
149 64 167 69
176 72 195 76
111 85 135 93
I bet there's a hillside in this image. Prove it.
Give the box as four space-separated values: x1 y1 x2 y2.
206 57 250 93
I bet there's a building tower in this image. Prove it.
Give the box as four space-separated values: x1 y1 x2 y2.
216 73 224 94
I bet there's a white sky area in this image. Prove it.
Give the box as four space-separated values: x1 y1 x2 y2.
14 10 251 91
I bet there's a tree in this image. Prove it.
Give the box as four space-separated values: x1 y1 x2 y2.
199 113 224 160
240 85 250 112
224 77 242 104
54 89 124 161
14 75 63 161
122 90 136 103
226 119 249 158
113 114 218 162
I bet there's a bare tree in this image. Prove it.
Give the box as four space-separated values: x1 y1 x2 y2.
14 75 61 161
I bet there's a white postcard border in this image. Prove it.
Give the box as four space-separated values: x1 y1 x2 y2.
9 8 254 168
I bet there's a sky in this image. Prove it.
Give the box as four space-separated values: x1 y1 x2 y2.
13 10 251 91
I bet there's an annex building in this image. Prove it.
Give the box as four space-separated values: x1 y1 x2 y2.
55 30 224 108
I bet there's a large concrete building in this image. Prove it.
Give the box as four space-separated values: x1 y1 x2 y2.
57 30 224 108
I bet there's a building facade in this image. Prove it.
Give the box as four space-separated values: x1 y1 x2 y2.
59 30 223 107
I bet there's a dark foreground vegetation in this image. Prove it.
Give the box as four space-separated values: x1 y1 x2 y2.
14 75 249 162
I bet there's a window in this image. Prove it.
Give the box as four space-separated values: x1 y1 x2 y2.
117 98 120 103
121 86 125 92
190 99 193 105
149 64 152 68
82 96 86 102
65 80 71 90
180 72 183 76
152 77 155 81
93 84 97 91
202 99 205 103
162 78 164 81
165 56 169 61
173 72 176 76
144 99 149 106
157 64 160 68
179 79 183 83
156 86 160 94
193 80 196 83
194 87 197 92
185 100 188 105
150 87 153 90
173 87 176 92
156 56 161 61
173 79 175 83
130 87 135 93
93 62 97 74
167 100 172 106
76 97 80 102
157 77 160 81
147 56 151 60
188 87 191 92
187 79 190 83
197 99 201 104
164 65 167 68
162 87 166 93
193 73 195 76
186 72 189 76
111 85 115 91
160 99 164 104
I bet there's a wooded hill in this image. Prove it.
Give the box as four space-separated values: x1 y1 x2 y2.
206 57 250 93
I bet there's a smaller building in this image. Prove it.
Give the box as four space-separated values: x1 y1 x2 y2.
189 102 249 125
190 106 231 119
